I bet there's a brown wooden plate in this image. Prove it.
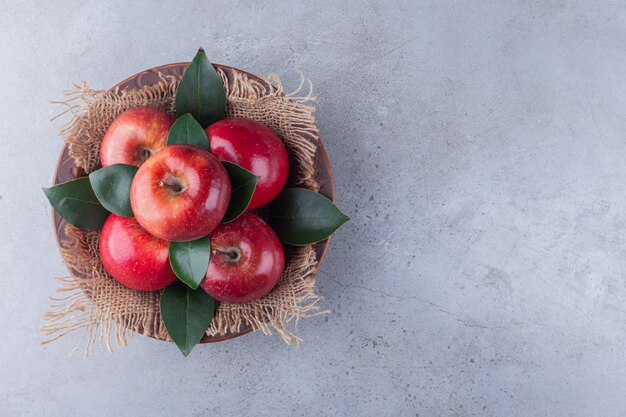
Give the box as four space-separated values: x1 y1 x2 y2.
52 63 335 343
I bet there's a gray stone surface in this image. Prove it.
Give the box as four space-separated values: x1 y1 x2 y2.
2 0 626 415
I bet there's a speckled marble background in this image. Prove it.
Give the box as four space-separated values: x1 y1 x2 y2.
2 1 626 416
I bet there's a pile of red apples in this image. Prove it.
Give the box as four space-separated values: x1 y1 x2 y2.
99 107 288 304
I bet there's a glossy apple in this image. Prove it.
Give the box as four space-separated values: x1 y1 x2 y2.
206 118 289 209
130 144 231 242
99 214 177 291
201 213 285 304
100 107 175 167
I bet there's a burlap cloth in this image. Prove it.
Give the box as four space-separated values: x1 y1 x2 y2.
42 69 326 355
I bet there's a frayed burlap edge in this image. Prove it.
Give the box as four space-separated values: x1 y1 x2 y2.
42 69 328 356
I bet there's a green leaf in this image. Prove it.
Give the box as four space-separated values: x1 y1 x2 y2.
221 161 260 223
175 48 226 128
169 236 211 289
43 177 110 230
167 113 210 151
268 188 349 245
160 281 216 357
88 164 138 217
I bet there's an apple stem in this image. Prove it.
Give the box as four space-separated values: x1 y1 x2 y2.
214 248 240 261
158 181 182 193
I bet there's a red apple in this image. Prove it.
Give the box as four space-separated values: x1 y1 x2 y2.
99 214 177 291
130 144 231 242
200 212 285 304
206 118 289 209
100 107 175 167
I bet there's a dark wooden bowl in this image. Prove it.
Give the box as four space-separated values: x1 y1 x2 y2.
52 63 335 343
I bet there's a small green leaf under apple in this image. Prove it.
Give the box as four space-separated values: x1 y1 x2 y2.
89 163 138 218
220 161 260 223
160 281 216 357
268 187 349 245
175 48 226 128
43 177 109 231
168 236 211 290
167 113 211 151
